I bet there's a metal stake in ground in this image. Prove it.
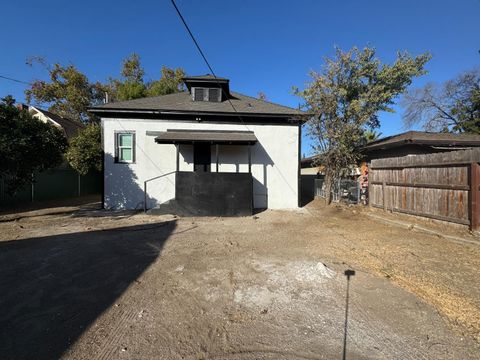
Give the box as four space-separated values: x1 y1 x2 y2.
343 269 355 360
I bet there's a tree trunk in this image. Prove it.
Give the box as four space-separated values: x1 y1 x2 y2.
324 172 333 205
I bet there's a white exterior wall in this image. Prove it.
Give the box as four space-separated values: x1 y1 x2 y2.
102 118 299 210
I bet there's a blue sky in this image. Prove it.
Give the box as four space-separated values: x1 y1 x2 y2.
1 0 479 155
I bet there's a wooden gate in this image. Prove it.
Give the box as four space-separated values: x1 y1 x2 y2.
369 148 480 230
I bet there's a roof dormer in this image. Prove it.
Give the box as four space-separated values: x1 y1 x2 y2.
183 74 230 102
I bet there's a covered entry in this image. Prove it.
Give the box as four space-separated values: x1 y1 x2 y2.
154 129 257 216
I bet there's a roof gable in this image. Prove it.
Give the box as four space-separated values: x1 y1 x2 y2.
30 107 84 139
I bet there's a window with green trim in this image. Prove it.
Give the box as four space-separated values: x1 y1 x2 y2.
115 132 135 163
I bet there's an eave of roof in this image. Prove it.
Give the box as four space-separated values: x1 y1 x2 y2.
88 91 304 118
182 75 229 83
152 129 257 144
363 131 480 151
90 107 303 118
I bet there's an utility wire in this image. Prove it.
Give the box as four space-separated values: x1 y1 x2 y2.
169 0 242 117
169 0 299 197
0 74 32 86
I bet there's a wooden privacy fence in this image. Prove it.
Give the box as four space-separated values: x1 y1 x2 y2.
369 148 480 230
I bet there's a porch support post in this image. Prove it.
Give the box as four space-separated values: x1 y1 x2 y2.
176 143 179 172
248 144 252 174
215 144 219 172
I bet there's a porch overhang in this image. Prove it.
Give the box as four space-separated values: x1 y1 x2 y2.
152 130 257 145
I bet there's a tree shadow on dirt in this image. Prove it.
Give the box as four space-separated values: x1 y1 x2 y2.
0 220 177 360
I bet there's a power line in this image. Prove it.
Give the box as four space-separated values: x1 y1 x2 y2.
0 74 32 86
169 0 242 116
169 0 299 198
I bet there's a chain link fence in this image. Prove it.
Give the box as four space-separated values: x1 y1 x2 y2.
1 167 102 207
314 178 360 204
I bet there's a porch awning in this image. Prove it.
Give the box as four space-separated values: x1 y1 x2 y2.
152 130 257 145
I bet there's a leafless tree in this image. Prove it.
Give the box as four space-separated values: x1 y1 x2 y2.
402 69 480 133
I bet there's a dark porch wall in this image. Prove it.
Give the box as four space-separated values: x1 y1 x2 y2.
175 171 253 216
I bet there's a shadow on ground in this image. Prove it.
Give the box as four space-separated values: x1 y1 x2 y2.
0 220 177 360
0 195 101 217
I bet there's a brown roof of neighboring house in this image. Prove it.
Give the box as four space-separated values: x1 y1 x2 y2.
364 131 480 151
301 154 320 168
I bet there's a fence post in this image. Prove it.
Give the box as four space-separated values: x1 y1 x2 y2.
382 181 387 212
367 165 372 207
31 173 35 203
470 163 480 232
357 177 361 205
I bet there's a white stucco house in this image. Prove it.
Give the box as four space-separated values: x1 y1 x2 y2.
89 75 304 216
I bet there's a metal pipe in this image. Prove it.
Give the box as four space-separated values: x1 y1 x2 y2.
143 171 177 213
216 144 219 172
31 173 34 203
176 144 180 172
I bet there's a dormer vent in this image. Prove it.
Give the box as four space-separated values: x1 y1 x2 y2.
193 87 204 102
183 74 230 102
192 87 222 102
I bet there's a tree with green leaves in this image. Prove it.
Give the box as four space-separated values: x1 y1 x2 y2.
108 54 186 101
25 55 186 176
25 54 187 122
147 66 186 97
25 58 107 124
363 130 383 143
109 53 147 101
66 124 102 175
0 96 68 194
296 46 430 204
402 69 480 133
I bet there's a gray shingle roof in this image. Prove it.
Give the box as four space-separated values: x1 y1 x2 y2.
90 91 302 116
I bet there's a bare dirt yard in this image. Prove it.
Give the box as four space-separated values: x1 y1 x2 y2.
1 197 479 359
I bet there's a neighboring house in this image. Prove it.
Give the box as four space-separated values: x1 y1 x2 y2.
302 130 480 172
363 131 480 161
89 74 304 215
300 155 323 175
1 106 99 206
28 106 84 140
300 155 359 177
364 132 480 229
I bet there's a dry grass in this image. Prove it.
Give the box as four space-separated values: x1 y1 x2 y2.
308 201 480 342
